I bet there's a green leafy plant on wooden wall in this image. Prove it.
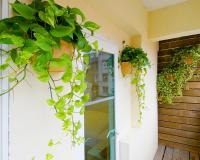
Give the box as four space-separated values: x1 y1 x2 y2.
0 0 100 152
119 45 151 122
157 45 200 104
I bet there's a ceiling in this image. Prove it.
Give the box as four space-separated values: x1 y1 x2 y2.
143 0 188 11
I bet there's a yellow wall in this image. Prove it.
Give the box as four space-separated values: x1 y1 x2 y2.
149 0 200 41
61 0 155 48
58 0 133 45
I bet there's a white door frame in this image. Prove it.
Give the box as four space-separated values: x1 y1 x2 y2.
0 0 9 160
87 34 119 160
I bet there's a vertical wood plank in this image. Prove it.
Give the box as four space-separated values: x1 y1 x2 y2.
190 152 199 160
154 144 166 160
179 150 189 160
172 148 180 160
163 147 173 160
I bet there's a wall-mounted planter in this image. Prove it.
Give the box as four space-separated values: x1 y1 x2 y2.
120 62 132 76
185 56 193 65
165 74 175 81
119 45 151 122
49 40 74 72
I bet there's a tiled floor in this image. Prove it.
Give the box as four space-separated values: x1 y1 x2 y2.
154 144 200 160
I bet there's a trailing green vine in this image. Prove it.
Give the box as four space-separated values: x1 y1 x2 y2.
119 45 151 122
157 45 200 104
0 0 99 148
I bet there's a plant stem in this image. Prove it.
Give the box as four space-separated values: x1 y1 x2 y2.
48 81 57 113
0 65 27 96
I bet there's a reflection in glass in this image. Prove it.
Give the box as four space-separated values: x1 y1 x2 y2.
86 51 114 101
85 100 115 160
85 51 115 160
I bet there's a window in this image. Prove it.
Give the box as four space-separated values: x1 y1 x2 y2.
0 0 9 159
84 51 116 160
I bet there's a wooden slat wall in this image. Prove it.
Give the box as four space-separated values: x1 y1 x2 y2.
158 34 200 153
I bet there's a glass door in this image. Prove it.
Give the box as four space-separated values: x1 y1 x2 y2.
84 51 115 160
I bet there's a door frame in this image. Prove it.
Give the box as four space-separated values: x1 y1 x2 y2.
83 38 118 160
84 51 117 160
0 0 9 160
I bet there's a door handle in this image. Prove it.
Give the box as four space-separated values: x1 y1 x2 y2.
107 129 116 139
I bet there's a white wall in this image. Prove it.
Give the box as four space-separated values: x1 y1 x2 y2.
9 72 84 160
9 35 119 160
9 36 158 160
115 38 158 160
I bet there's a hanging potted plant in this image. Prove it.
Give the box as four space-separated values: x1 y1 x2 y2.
119 44 133 76
120 61 133 76
119 45 151 122
157 45 200 104
0 0 100 155
165 68 175 81
165 74 175 81
49 40 74 72
185 55 193 65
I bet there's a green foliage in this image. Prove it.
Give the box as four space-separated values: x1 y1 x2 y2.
12 2 36 20
48 139 54 147
0 33 25 47
0 0 99 157
0 63 9 70
119 45 150 122
47 99 55 106
119 46 150 67
55 86 64 93
157 45 200 104
84 21 100 35
45 153 54 160
50 25 74 37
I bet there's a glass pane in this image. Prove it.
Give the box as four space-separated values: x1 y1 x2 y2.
85 51 115 160
85 99 115 160
86 51 114 101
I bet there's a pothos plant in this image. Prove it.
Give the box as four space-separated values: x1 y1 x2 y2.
0 0 99 150
157 45 200 104
119 45 151 122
